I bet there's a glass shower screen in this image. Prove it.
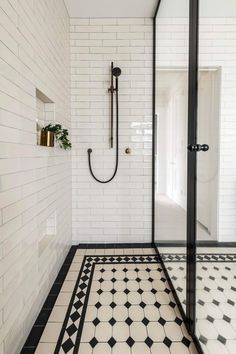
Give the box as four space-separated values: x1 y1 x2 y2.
154 0 189 313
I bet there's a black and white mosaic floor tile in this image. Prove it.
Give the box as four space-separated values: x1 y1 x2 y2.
162 251 236 354
33 251 197 354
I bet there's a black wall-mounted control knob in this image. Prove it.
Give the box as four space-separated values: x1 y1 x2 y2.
187 144 209 152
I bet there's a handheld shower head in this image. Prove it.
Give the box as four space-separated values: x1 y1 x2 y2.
112 67 122 77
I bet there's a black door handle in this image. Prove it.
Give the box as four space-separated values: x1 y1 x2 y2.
187 144 209 152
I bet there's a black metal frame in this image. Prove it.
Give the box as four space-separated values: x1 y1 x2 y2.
186 0 199 335
152 0 202 351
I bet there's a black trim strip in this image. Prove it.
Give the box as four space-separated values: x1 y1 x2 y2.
155 241 236 247
77 243 153 249
20 246 77 354
186 0 199 335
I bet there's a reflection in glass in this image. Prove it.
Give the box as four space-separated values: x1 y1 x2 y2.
154 0 189 312
196 2 236 353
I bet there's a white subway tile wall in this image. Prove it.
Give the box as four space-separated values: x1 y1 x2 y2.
71 18 153 244
0 1 71 354
156 17 236 242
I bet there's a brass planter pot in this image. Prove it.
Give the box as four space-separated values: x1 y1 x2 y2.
40 130 55 147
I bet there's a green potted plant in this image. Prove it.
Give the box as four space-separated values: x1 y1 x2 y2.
40 124 72 150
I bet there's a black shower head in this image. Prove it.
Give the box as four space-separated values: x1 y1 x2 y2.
112 67 121 77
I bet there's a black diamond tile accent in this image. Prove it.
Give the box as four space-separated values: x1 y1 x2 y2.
199 335 207 344
213 299 220 306
145 337 153 347
125 301 131 309
151 288 157 294
124 288 130 294
70 311 80 322
77 291 85 299
126 337 135 347
158 317 166 326
134 267 140 272
148 277 154 282
182 336 191 347
111 278 116 283
108 337 116 348
176 286 183 292
223 315 231 323
163 337 172 348
160 277 166 282
136 277 141 282
198 299 205 306
124 277 129 283
62 338 74 353
123 268 128 272
142 317 150 326
139 301 146 309
174 317 183 326
81 275 89 282
111 268 117 273
154 301 161 309
93 318 100 326
100 268 105 273
110 302 117 309
111 289 117 294
137 288 144 295
80 282 88 291
74 300 83 310
227 299 235 306
164 288 171 294
169 301 176 308
98 278 104 283
109 317 116 326
146 267 151 272
206 315 214 323
97 289 103 295
125 317 133 326
95 302 102 309
89 337 98 348
217 335 226 345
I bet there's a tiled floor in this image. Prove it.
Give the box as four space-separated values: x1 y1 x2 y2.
24 247 198 354
160 248 236 354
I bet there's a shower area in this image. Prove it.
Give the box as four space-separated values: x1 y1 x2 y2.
0 0 236 354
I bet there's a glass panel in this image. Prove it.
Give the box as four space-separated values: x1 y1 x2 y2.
196 2 236 353
154 0 189 312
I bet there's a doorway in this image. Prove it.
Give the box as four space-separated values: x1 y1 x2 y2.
155 68 220 243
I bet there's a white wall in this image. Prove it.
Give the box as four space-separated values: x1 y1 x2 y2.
156 17 236 242
0 1 71 354
70 18 152 244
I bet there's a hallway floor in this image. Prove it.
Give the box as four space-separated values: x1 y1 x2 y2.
21 247 198 354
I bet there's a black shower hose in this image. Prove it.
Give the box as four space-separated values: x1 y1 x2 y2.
87 89 119 183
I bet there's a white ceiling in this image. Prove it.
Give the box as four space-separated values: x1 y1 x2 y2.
64 0 158 18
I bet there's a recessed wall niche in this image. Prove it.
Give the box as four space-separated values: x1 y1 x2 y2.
36 88 55 145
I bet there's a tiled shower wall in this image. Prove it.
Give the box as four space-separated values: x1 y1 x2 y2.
70 18 153 244
0 1 70 354
156 17 236 242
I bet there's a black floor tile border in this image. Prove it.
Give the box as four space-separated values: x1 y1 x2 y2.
20 246 77 354
77 242 153 249
54 253 191 354
20 244 153 353
159 253 236 263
